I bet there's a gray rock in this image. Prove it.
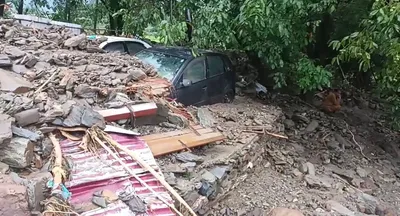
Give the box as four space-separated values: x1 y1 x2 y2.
14 108 40 126
304 174 331 188
283 119 295 129
0 114 13 146
125 68 147 82
327 140 341 150
74 84 99 98
81 107 106 129
176 152 204 163
210 166 229 180
11 64 28 74
326 200 355 216
201 170 217 184
11 126 41 142
5 46 25 59
63 105 84 127
357 193 380 214
64 33 87 47
25 172 52 211
356 167 368 178
197 108 216 128
305 162 316 176
0 137 34 168
0 162 9 174
20 55 38 68
0 54 12 67
168 112 189 127
334 133 352 149
305 120 319 132
292 114 310 123
34 61 51 71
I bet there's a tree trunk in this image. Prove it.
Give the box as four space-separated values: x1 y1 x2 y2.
94 0 99 34
17 0 24 14
0 0 5 17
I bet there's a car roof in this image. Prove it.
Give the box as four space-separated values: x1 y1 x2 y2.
88 35 152 49
144 46 224 59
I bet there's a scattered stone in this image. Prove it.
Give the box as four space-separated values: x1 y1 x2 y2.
0 68 33 93
197 107 216 128
0 162 9 174
357 193 380 215
63 105 105 129
64 33 87 47
25 171 52 211
0 54 12 68
11 126 41 142
292 114 310 123
292 168 303 177
305 120 319 132
305 162 316 176
267 207 304 216
304 174 331 188
74 84 100 98
125 68 147 82
14 108 40 126
325 200 355 216
21 54 38 68
11 64 28 74
176 152 204 163
168 112 189 127
0 114 13 146
5 46 26 59
210 166 229 180
0 174 30 216
283 119 295 129
356 167 368 178
327 140 341 151
201 170 217 184
0 137 34 168
299 163 308 174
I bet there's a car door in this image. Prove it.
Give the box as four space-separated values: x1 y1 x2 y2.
175 57 208 106
125 41 146 55
102 42 127 54
206 55 225 104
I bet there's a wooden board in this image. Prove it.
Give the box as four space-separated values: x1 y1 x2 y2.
141 125 225 157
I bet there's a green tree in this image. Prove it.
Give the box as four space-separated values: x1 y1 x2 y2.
331 0 400 128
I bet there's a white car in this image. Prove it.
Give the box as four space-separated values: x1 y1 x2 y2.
88 35 152 55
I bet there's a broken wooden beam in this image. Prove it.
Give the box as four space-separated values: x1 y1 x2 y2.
141 125 225 157
97 102 158 122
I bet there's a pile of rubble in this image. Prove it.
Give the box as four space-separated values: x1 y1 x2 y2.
0 19 194 215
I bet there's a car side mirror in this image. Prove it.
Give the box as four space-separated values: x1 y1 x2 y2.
181 79 192 87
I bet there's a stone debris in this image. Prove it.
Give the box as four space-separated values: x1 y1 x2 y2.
0 174 30 216
0 137 34 168
267 207 304 216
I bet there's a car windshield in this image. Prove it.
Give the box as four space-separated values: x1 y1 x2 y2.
136 51 185 81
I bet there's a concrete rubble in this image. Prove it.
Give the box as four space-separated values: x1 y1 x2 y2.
0 18 195 215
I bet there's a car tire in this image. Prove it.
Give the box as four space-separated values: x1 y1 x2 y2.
224 89 235 103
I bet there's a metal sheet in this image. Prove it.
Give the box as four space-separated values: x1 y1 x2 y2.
60 133 175 216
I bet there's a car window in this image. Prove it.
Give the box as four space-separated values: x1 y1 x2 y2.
126 42 146 55
207 56 225 77
136 51 185 81
103 42 125 53
183 58 206 84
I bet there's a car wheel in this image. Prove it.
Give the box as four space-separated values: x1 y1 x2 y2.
224 90 235 103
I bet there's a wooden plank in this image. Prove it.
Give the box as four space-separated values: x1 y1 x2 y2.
98 102 158 122
141 127 214 142
147 132 225 157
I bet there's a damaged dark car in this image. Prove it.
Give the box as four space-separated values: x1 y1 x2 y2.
136 47 236 106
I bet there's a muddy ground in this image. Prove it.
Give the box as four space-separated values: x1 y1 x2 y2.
174 94 400 215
